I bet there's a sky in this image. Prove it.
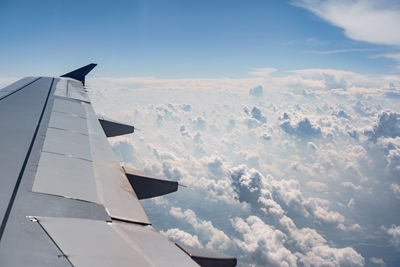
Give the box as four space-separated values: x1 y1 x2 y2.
1 0 400 266
0 0 399 78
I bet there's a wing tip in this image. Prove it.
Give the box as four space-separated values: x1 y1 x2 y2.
61 63 97 85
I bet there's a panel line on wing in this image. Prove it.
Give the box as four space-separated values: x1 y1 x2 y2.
29 190 100 205
35 218 73 266
41 150 93 162
52 110 86 119
0 77 41 102
42 127 92 161
48 126 89 136
32 150 99 204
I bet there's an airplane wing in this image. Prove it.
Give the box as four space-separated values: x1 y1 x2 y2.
0 64 237 266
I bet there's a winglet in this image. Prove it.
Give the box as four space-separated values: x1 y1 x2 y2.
61 63 97 85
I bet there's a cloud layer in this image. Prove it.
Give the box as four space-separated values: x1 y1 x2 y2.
88 67 400 266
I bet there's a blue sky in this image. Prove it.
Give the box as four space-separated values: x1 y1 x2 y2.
0 0 398 78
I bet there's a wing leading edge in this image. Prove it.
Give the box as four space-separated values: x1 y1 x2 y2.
0 64 237 266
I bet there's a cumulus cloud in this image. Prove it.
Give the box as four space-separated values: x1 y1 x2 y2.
335 110 350 119
229 164 348 227
232 215 364 267
296 245 364 267
249 85 263 97
391 184 400 200
364 112 400 141
250 106 267 123
191 116 207 130
385 225 400 249
306 181 327 192
169 207 232 250
201 155 226 177
231 216 297 267
161 228 203 248
90 66 400 266
370 257 386 267
281 117 322 138
294 0 400 46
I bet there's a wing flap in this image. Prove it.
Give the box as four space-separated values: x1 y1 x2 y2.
36 217 198 267
32 151 99 203
86 100 151 224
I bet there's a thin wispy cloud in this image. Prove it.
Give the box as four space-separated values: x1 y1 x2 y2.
309 48 377 55
293 0 400 46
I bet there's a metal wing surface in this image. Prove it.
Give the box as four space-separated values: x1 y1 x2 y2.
0 64 236 266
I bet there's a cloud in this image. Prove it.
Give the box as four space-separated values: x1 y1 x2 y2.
231 216 298 267
191 116 207 130
294 0 400 46
341 182 363 191
250 106 267 123
232 215 364 267
376 137 400 176
370 257 386 267
377 53 400 69
169 207 232 250
306 198 345 226
364 112 400 141
249 68 278 77
296 245 364 267
335 110 351 119
91 66 400 266
391 184 400 200
306 181 327 192
249 85 263 97
201 155 226 177
228 164 349 228
385 225 400 249
281 117 322 138
309 48 376 55
161 228 203 248
347 198 356 210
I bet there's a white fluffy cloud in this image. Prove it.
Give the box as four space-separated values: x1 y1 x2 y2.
385 225 400 249
296 245 364 267
169 207 232 251
232 215 364 267
391 184 400 200
88 66 400 266
161 228 203 248
281 117 322 138
231 216 297 267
